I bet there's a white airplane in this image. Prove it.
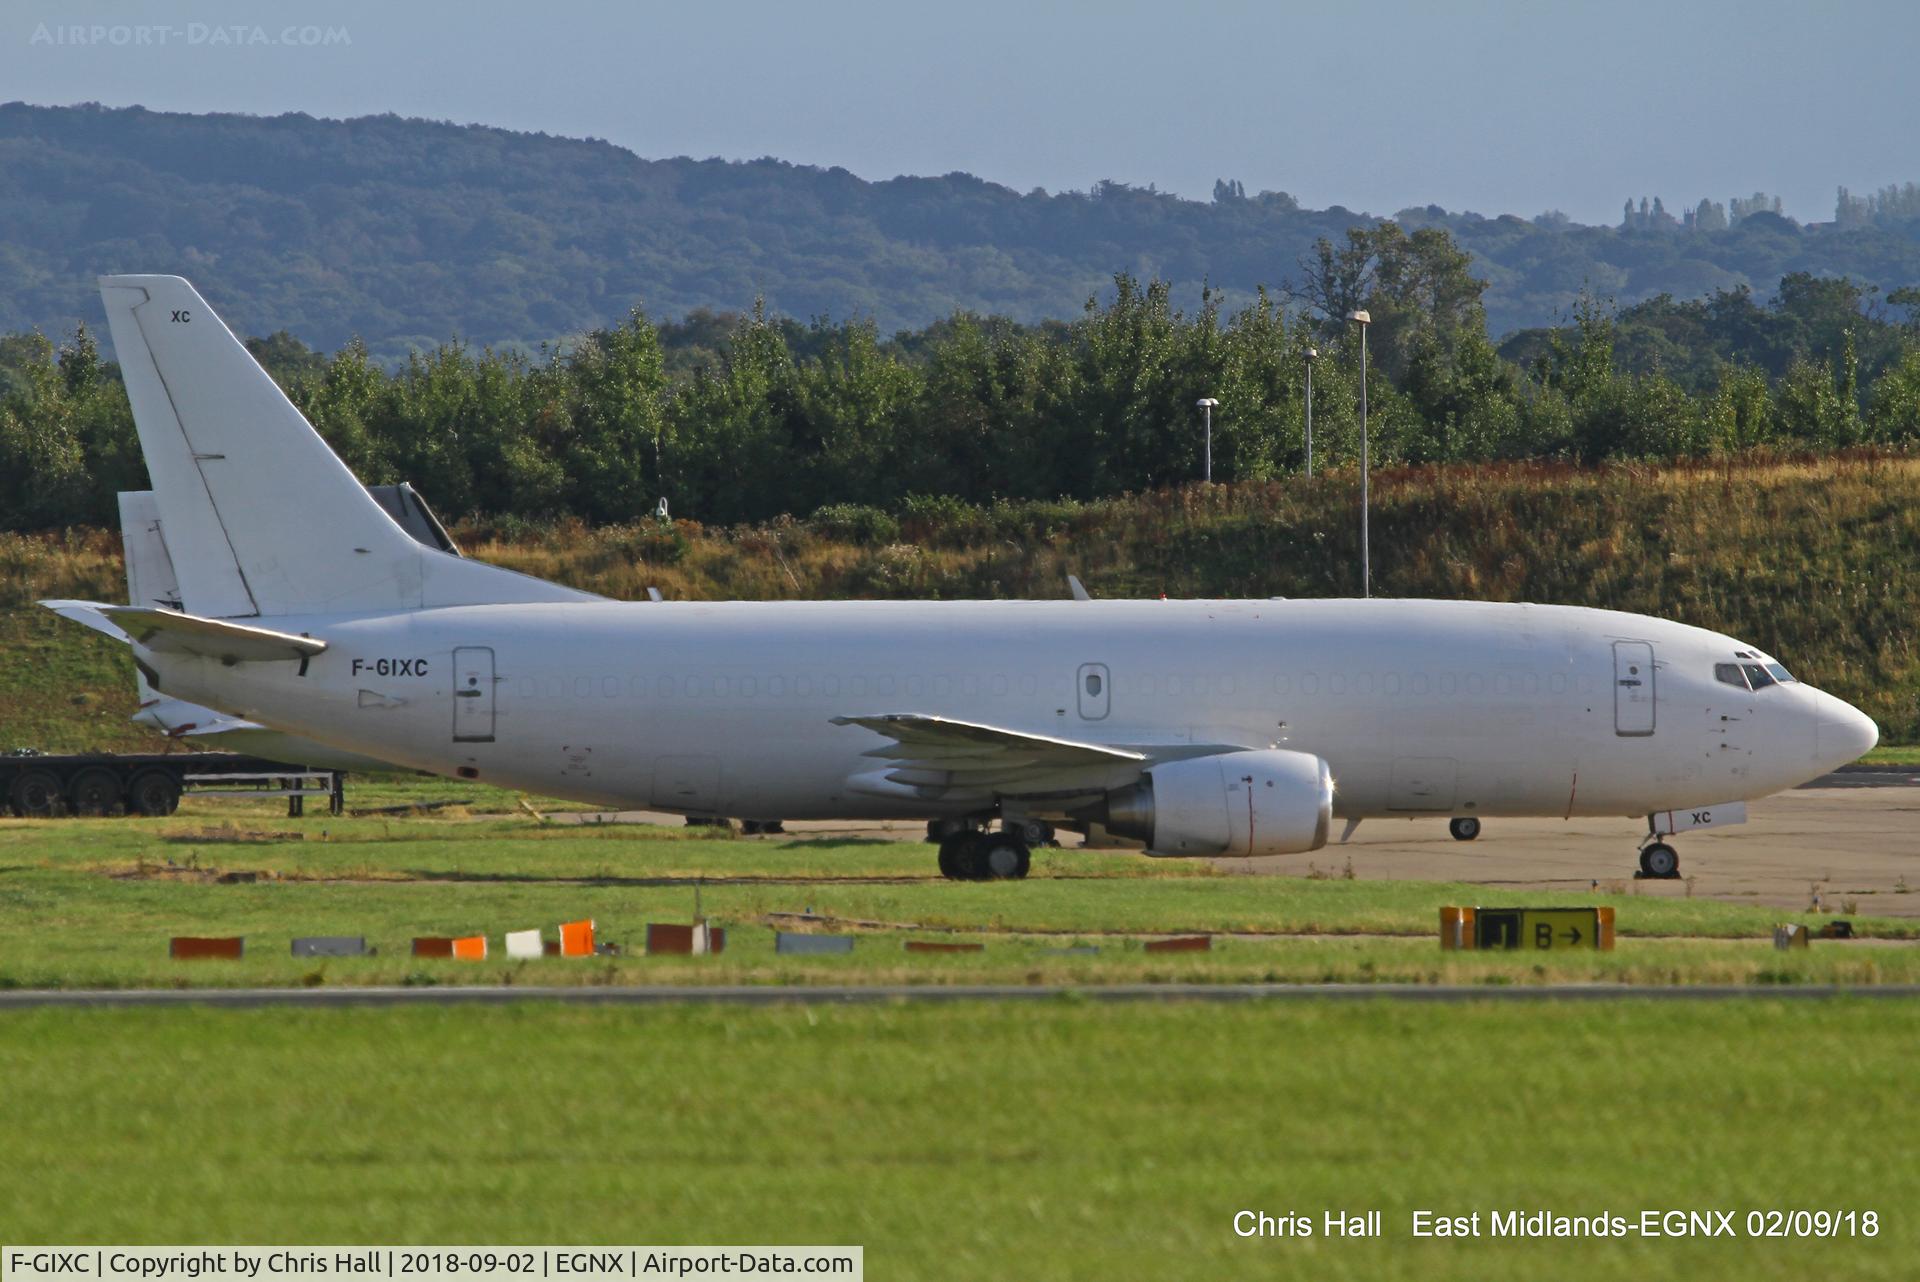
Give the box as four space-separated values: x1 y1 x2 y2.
46 276 1878 881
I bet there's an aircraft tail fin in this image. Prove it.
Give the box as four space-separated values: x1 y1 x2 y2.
98 275 597 618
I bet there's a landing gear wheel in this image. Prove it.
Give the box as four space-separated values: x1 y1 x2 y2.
70 768 124 817
978 835 1031 880
9 768 64 817
127 769 181 818
927 817 977 844
1448 816 1481 842
1639 842 1680 879
937 832 983 880
1013 818 1056 848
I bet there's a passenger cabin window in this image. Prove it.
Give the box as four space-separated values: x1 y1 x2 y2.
1085 672 1103 697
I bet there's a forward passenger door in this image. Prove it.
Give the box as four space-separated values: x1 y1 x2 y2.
1613 641 1656 736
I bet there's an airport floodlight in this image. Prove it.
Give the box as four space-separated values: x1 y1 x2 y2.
1195 398 1221 483
1349 313 1371 596
1303 349 1318 479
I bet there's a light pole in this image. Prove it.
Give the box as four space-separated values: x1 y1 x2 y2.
1348 310 1371 597
1195 397 1219 483
1303 347 1317 478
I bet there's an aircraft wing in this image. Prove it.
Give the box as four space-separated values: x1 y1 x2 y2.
831 713 1145 799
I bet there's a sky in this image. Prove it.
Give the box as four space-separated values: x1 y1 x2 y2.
4 0 1915 226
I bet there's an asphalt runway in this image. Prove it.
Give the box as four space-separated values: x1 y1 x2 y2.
4 983 1918 1010
557 779 1920 918
1244 785 1920 917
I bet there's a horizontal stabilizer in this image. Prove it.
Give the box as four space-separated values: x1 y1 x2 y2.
135 696 264 738
43 601 326 663
39 600 129 643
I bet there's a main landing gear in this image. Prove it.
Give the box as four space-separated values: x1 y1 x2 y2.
936 827 1032 881
1638 841 1681 880
1448 816 1481 842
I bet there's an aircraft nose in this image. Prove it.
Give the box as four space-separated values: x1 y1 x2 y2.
1814 691 1878 768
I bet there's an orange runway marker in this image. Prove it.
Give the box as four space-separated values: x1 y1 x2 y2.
559 919 596 957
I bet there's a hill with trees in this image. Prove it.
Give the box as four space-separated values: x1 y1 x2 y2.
5 102 1920 360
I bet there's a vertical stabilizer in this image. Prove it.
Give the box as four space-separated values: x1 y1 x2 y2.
101 285 258 616
97 275 596 617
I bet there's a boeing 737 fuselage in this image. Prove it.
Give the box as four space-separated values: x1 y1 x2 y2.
46 276 1879 882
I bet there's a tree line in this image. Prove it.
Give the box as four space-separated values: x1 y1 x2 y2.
4 222 1920 533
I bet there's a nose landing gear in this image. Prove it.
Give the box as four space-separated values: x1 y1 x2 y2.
1448 816 1481 842
1637 840 1681 879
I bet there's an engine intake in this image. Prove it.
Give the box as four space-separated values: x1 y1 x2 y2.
1097 749 1333 857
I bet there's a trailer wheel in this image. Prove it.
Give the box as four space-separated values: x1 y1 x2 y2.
127 769 182 817
10 768 65 817
70 767 124 817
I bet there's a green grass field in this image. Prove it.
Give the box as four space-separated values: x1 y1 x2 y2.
4 792 1918 991
1862 744 1920 766
4 787 1915 1278
0 1000 1912 1279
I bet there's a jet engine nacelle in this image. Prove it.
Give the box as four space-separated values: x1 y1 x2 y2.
1100 749 1333 857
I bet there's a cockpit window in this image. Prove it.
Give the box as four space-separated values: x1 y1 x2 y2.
1719 658 1797 691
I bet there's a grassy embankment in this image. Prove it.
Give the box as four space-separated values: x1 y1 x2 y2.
4 454 1917 752
4 802 1918 990
1 1000 1914 1278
